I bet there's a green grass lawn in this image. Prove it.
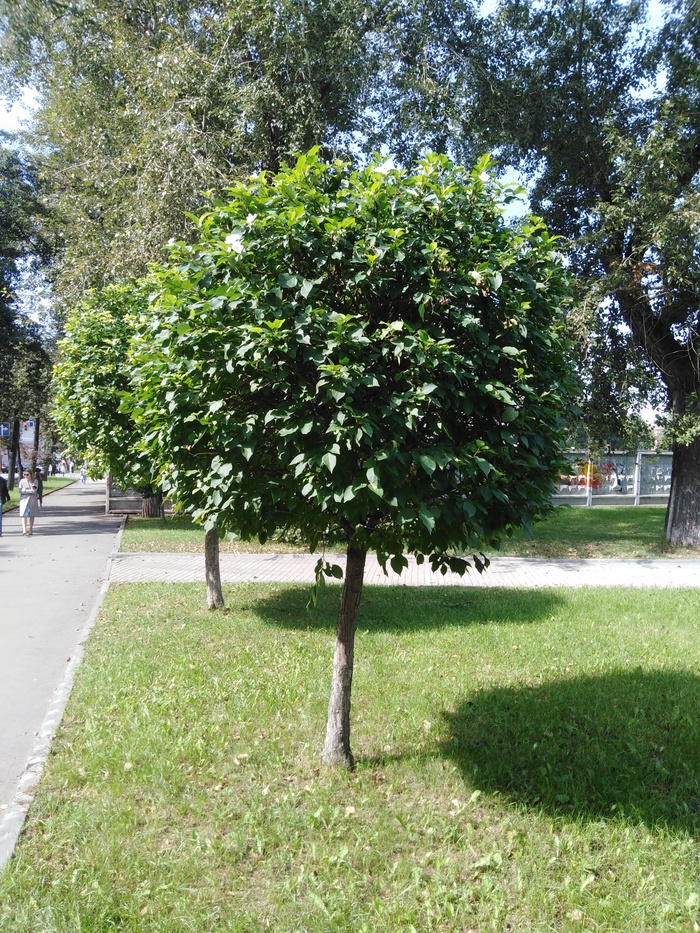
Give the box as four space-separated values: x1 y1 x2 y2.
120 515 336 554
496 506 699 559
121 506 700 560
2 583 700 931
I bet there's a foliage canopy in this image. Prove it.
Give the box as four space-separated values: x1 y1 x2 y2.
52 284 150 488
133 151 574 573
0 0 387 306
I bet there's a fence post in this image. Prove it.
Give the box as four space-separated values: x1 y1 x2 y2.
633 451 642 506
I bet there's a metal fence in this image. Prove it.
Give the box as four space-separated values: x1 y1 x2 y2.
554 451 673 506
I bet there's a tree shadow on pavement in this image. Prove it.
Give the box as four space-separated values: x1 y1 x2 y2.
441 668 700 835
251 585 565 634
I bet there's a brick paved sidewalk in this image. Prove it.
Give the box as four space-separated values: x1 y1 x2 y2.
109 551 700 588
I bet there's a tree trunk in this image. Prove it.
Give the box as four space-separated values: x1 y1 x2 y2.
8 418 20 491
616 287 700 545
31 416 40 471
665 434 700 546
205 526 225 610
140 489 163 518
322 545 367 769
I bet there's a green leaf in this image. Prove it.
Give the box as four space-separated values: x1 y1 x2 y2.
366 466 383 494
419 508 435 531
419 454 437 475
321 452 337 473
277 273 298 289
390 554 408 574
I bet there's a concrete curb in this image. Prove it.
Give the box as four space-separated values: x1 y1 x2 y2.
0 515 126 873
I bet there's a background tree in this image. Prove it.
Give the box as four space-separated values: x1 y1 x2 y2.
0 0 389 309
0 134 53 483
133 151 575 767
52 285 158 507
392 0 700 541
51 282 225 607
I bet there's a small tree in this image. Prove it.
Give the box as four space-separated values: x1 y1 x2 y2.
53 283 226 609
135 151 574 767
52 285 154 499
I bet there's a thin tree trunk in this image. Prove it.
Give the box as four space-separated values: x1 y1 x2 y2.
8 418 20 491
205 526 225 609
31 416 40 471
322 545 367 769
665 435 700 546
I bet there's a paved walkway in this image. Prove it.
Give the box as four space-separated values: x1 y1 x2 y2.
110 550 700 588
2 481 700 869
0 480 122 864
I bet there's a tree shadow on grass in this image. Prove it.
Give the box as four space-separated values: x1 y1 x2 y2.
441 669 700 834
250 585 566 634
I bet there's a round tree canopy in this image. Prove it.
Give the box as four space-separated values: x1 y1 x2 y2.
134 150 574 573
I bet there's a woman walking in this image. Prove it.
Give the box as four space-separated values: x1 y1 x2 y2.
19 469 39 536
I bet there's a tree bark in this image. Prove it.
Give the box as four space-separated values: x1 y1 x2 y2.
322 545 367 769
31 416 40 471
665 434 700 546
8 418 20 490
205 526 225 610
140 488 163 518
616 286 700 546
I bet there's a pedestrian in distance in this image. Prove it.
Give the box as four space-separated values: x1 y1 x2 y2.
0 473 10 537
79 464 87 484
19 469 39 536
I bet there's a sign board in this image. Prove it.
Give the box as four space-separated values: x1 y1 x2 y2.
0 423 10 438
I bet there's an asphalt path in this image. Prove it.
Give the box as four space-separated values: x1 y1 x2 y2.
0 480 121 815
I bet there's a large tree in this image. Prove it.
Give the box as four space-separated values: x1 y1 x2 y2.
490 0 700 542
397 0 700 541
132 151 575 767
52 285 151 492
0 0 389 307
